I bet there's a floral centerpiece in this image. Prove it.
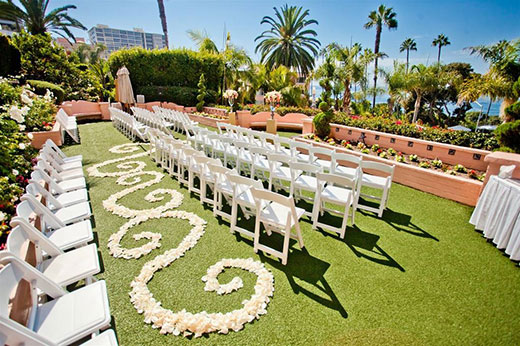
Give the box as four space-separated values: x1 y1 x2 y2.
265 91 282 119
223 89 238 109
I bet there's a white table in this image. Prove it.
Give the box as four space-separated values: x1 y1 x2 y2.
470 175 520 261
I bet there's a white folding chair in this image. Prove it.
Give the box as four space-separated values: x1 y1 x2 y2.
33 165 86 193
268 153 294 192
210 164 237 220
331 152 362 180
3 225 99 287
356 161 394 217
199 158 223 206
251 187 305 265
228 174 263 238
250 146 270 180
43 139 82 163
0 259 111 346
30 170 88 207
309 146 334 172
289 162 322 217
312 172 356 239
290 141 312 163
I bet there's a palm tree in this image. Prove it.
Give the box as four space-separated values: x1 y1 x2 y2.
364 4 398 110
400 38 417 73
432 34 450 64
0 0 86 41
75 42 106 64
407 64 439 122
187 29 219 53
328 43 364 114
359 48 375 101
255 4 320 76
156 0 169 48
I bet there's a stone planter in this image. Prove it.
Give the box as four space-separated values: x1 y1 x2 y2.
229 112 237 125
30 122 62 149
188 113 228 128
266 119 277 134
297 137 483 206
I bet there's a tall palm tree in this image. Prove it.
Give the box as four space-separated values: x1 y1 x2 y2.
432 34 450 64
156 0 169 48
328 43 364 114
400 38 417 73
255 4 320 76
0 0 86 41
364 4 398 110
359 48 375 101
407 64 439 123
187 29 219 54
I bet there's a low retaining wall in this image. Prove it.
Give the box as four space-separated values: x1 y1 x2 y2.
188 113 228 128
61 100 115 121
328 123 491 171
296 137 482 206
236 110 309 130
30 122 62 149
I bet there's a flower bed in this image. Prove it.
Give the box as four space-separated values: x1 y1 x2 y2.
188 112 228 128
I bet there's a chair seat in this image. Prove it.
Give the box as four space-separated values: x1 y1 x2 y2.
253 158 270 171
334 165 358 179
260 202 305 228
295 153 311 163
322 185 353 204
40 243 99 286
53 188 88 207
236 188 256 208
272 166 292 180
294 175 318 191
61 155 83 163
81 329 118 346
58 160 83 171
238 152 253 164
361 174 388 188
54 202 91 225
34 281 111 345
277 147 292 156
57 177 86 192
45 219 93 251
216 181 233 195
57 167 84 180
314 159 333 170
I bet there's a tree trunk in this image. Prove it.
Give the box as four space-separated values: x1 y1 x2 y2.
500 97 516 122
342 79 352 116
372 27 382 111
157 0 169 48
406 49 409 73
412 93 421 123
437 46 441 64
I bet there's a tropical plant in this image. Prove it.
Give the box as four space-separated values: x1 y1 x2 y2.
196 74 206 112
458 72 511 117
407 64 445 123
495 120 520 152
0 0 86 41
89 59 114 101
432 34 451 64
156 0 169 48
364 4 398 109
255 4 320 76
187 29 219 54
400 38 417 73
75 42 106 64
328 43 364 114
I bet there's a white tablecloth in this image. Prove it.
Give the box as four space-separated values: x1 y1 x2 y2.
470 175 520 261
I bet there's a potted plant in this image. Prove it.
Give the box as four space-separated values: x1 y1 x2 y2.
223 89 238 125
265 91 282 134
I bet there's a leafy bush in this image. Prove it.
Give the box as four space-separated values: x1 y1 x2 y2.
505 102 520 121
27 80 65 104
495 120 520 153
332 113 499 150
313 111 333 138
0 78 22 105
108 48 223 92
196 74 206 112
244 104 319 117
136 85 217 106
0 35 21 77
454 164 467 173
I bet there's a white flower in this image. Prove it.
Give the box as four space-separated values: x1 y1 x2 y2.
12 169 19 176
0 211 5 222
19 143 26 150
27 133 33 139
44 89 54 102
21 92 33 105
20 106 30 116
9 105 25 123
223 89 238 100
19 124 26 131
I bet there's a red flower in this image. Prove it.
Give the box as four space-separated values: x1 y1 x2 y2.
377 149 382 153
351 115 360 120
0 204 4 209
395 120 402 125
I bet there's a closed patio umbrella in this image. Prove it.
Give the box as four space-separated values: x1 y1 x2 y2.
116 66 135 110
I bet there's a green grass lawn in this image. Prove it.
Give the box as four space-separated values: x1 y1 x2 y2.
64 122 520 345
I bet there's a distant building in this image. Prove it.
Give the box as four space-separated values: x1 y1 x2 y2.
0 19 20 36
88 24 166 56
55 37 86 52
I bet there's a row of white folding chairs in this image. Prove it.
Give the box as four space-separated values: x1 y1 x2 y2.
208 122 395 217
110 107 148 141
131 106 174 134
153 106 198 133
56 108 80 143
0 139 117 345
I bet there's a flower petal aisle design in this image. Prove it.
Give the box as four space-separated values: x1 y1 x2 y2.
88 142 275 338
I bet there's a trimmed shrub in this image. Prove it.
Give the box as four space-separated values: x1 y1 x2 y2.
136 85 217 106
196 74 206 112
27 80 65 104
495 120 520 153
505 102 520 121
313 111 333 138
244 104 319 117
0 35 21 77
108 48 223 92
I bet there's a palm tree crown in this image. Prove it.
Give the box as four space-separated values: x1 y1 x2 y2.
400 37 417 73
364 4 398 109
0 0 86 41
255 4 320 76
432 34 451 64
187 29 219 54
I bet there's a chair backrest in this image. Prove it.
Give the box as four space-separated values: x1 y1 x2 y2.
251 187 298 220
6 225 62 267
10 217 61 257
43 139 66 158
316 172 355 190
310 146 333 161
290 141 310 153
361 161 395 178
228 174 263 199
289 161 322 177
19 195 65 230
31 168 64 195
268 153 293 167
333 152 362 168
25 183 62 210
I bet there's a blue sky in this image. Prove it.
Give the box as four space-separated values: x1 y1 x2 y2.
54 0 519 74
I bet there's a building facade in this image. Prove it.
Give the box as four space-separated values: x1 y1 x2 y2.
88 25 166 55
55 37 86 52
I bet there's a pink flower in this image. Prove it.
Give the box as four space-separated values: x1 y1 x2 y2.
395 120 402 125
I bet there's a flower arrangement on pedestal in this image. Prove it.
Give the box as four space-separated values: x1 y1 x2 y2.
223 89 238 110
265 91 282 119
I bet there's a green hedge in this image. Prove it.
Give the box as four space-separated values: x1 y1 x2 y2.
27 80 65 104
0 35 20 77
332 113 500 151
136 85 217 106
495 120 520 153
108 48 223 92
244 104 319 117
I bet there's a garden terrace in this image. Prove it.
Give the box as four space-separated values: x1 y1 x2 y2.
56 121 520 345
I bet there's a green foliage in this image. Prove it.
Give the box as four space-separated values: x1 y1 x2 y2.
333 113 499 150
196 74 207 112
0 35 21 77
454 164 467 173
0 79 22 105
244 105 319 117
495 120 520 153
313 111 333 137
27 80 65 104
505 102 520 121
108 48 224 92
136 85 217 106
